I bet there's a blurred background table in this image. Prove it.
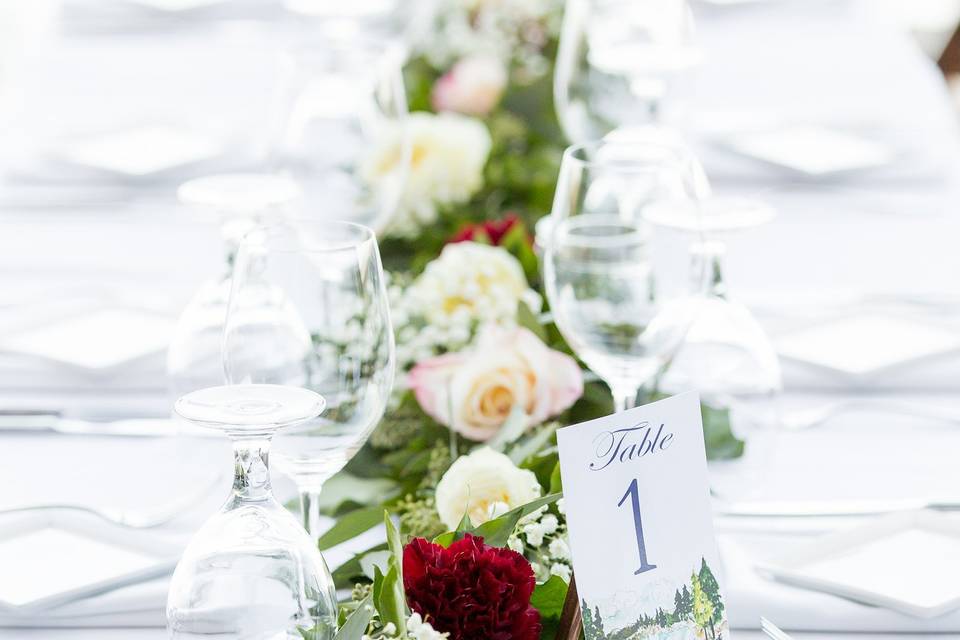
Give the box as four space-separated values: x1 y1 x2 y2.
5 0 960 637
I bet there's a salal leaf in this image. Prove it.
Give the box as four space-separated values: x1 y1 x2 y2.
470 493 561 548
530 575 568 619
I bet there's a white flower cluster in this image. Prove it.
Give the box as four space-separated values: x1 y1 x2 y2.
418 0 563 80
364 613 449 640
507 502 572 583
389 242 540 381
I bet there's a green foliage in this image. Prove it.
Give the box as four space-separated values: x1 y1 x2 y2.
530 575 568 620
318 506 386 551
332 594 375 640
701 402 745 461
470 492 561 547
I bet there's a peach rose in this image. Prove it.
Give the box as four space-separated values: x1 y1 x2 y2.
408 326 583 441
431 54 507 117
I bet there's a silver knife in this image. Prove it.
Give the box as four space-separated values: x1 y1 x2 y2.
0 412 191 437
713 498 960 518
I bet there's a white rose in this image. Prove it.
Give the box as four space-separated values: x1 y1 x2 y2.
406 241 538 329
434 447 541 529
364 112 491 237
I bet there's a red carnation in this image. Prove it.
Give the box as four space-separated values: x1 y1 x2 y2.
450 214 525 246
403 534 541 640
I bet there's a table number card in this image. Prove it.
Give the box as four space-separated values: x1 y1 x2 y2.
557 392 730 640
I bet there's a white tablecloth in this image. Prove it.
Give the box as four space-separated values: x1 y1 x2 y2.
4 0 960 637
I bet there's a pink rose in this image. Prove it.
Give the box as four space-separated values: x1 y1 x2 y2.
408 326 583 441
431 54 507 117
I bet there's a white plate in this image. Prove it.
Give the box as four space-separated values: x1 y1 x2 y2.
55 125 222 177
760 511 960 618
0 511 179 612
0 307 173 373
776 314 960 378
722 125 895 176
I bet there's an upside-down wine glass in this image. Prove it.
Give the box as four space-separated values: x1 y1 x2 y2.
543 140 709 412
554 0 698 144
646 196 783 492
168 383 337 639
167 173 302 399
268 42 409 234
224 220 395 539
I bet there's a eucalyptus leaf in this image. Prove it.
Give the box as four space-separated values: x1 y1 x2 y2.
318 505 385 551
332 594 374 640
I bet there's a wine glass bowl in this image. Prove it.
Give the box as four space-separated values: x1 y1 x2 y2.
167 384 337 640
224 220 395 535
544 140 709 411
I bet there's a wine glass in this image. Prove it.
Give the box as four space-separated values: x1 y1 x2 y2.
268 43 409 234
554 0 698 143
647 196 783 491
543 140 709 412
166 173 302 400
224 220 395 539
168 383 337 640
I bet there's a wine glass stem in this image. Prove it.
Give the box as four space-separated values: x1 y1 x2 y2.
231 437 273 502
691 240 728 298
299 488 326 540
611 383 639 413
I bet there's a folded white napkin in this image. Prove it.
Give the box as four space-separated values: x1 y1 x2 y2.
722 534 960 632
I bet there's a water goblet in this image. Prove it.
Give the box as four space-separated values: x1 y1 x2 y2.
555 0 699 143
167 383 337 640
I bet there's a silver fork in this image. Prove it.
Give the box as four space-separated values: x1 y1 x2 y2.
760 617 793 640
782 399 960 431
0 473 225 529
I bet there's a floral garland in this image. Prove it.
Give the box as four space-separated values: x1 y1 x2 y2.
315 2 744 639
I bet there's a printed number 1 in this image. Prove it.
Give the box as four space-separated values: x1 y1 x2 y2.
618 478 657 575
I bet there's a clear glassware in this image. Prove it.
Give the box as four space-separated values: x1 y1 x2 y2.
650 196 783 493
268 43 409 235
555 0 699 143
543 140 709 412
224 220 395 539
166 173 302 400
168 383 337 640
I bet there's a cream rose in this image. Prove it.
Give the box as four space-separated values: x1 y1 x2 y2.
431 54 507 117
363 112 491 237
408 326 583 441
434 447 541 529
